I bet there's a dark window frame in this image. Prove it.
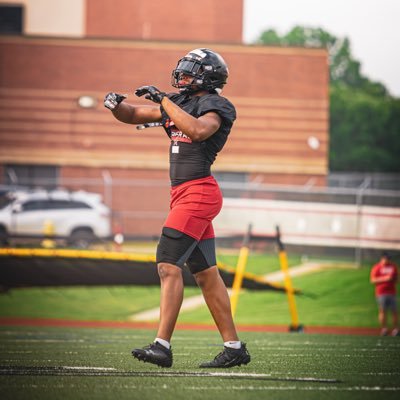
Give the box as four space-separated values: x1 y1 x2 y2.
0 5 24 35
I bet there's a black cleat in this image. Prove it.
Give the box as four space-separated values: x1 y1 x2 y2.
199 343 251 368
131 342 173 368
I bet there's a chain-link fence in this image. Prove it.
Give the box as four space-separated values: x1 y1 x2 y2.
1 171 399 264
216 180 400 264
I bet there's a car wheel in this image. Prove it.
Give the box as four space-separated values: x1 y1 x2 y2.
68 229 95 249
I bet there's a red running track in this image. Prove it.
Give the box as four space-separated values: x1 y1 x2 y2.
0 317 380 336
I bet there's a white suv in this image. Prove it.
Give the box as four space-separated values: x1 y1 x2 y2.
0 189 111 248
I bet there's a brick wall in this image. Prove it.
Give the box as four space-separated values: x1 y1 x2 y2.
85 0 243 44
0 37 328 177
0 36 329 236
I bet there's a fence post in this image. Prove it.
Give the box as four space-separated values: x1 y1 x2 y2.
355 177 370 267
102 170 113 210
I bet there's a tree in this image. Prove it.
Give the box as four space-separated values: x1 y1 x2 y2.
330 85 400 172
257 25 388 96
258 29 282 46
256 26 399 172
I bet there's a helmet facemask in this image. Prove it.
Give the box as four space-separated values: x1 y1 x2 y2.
171 58 205 94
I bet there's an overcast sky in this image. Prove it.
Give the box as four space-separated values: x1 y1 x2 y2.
243 0 400 97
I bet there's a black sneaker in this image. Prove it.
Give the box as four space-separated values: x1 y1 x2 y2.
131 342 173 368
199 343 251 368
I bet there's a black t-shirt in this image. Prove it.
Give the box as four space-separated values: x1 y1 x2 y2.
160 92 236 186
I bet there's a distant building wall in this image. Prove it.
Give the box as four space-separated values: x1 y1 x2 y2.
86 0 243 43
0 37 328 181
0 0 85 37
0 0 329 237
0 0 243 43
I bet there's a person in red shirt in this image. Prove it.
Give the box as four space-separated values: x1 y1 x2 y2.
370 252 399 336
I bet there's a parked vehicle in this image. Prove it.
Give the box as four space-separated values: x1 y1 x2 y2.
0 189 111 248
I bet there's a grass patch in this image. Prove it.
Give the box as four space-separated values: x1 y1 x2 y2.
0 252 393 328
0 326 399 400
0 286 201 321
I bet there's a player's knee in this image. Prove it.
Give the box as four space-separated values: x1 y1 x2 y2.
194 273 206 288
157 262 182 281
193 266 216 288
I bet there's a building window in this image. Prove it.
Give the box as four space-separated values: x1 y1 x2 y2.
4 164 59 189
0 5 23 35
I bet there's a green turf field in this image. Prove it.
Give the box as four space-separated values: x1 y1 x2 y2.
0 264 388 328
0 326 399 400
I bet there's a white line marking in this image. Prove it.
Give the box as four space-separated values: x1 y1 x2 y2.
62 366 117 371
197 372 273 377
3 384 400 392
0 366 339 383
182 386 400 391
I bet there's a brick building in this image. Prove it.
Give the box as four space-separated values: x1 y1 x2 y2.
0 0 329 236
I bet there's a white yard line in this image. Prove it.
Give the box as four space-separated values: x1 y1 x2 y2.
61 366 117 371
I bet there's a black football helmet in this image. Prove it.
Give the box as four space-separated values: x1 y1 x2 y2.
171 48 229 94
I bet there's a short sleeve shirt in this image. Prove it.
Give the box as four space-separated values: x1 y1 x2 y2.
370 262 398 296
160 92 236 186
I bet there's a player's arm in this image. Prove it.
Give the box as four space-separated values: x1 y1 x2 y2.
162 98 221 141
370 268 379 284
389 267 398 283
370 274 392 284
135 86 221 141
371 265 398 284
104 92 162 125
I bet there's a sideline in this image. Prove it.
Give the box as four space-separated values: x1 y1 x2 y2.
0 317 379 336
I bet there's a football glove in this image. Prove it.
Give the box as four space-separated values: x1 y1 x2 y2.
135 86 166 104
104 92 127 110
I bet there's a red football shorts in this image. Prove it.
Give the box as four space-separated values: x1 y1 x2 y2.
163 176 223 241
